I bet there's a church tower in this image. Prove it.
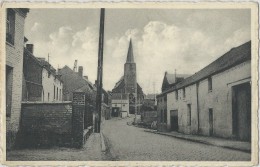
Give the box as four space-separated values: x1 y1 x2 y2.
124 39 137 98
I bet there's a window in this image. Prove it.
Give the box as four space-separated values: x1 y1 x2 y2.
6 9 15 45
183 88 186 98
54 85 55 100
164 110 167 123
187 104 191 126
164 96 167 102
175 90 178 100
48 93 50 101
56 87 58 100
161 110 163 122
208 77 212 92
59 89 61 101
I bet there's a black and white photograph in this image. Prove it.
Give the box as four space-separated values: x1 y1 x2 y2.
2 2 258 165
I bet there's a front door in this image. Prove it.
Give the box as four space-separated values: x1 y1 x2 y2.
170 110 178 131
232 82 251 141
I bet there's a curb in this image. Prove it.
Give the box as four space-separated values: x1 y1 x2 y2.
100 132 107 152
144 130 250 153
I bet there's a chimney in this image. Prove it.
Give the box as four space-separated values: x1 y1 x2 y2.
26 44 34 54
84 76 88 80
78 66 83 78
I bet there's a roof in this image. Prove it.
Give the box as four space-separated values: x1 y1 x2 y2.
165 73 190 85
158 41 251 97
126 39 134 63
112 76 144 95
59 65 93 94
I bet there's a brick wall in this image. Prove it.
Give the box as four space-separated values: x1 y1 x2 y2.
6 9 27 149
17 102 72 148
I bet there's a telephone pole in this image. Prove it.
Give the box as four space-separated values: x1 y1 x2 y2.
95 8 105 133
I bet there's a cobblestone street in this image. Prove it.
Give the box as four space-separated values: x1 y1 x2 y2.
102 117 251 161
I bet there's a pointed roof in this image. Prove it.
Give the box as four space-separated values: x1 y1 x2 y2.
126 39 134 63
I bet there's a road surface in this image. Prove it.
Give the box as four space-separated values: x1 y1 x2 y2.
102 117 251 161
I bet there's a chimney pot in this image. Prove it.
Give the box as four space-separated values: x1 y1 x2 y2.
78 66 83 78
26 44 34 54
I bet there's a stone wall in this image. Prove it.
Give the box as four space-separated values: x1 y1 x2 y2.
17 102 72 148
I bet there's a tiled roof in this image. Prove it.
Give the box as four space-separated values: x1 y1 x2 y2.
165 73 190 84
158 41 251 96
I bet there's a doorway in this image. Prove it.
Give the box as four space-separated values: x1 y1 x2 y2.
112 107 119 117
209 108 213 136
232 82 251 141
6 65 13 118
170 110 178 131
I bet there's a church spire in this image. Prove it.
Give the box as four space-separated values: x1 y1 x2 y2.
126 39 134 63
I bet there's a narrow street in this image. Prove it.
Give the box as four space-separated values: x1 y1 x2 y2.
102 117 251 161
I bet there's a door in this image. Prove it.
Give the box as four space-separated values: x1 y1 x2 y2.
6 66 13 117
112 107 119 117
232 83 251 141
170 110 178 131
209 108 213 136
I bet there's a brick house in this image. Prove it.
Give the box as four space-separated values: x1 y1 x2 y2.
6 8 29 149
157 41 251 141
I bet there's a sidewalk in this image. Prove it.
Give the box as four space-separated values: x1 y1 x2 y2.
144 129 251 153
7 133 104 161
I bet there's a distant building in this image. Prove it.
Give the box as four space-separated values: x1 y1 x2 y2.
59 65 95 101
157 41 251 141
37 57 63 102
111 39 144 117
6 8 29 149
22 44 63 102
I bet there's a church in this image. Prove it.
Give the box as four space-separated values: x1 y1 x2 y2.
111 39 144 117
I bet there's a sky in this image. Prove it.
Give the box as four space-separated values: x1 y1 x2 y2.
24 8 251 94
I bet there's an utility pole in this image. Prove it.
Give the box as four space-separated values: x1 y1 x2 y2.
95 8 105 133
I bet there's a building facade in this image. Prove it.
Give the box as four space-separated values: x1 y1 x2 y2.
22 44 63 102
157 41 251 141
157 73 190 131
111 39 144 117
6 8 29 149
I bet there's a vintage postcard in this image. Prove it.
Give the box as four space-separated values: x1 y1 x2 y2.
0 2 259 166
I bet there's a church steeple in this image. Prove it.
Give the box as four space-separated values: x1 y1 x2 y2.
126 39 134 63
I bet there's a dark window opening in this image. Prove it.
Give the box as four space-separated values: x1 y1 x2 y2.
208 77 212 92
6 9 15 45
183 88 186 98
187 104 191 126
54 85 55 100
175 90 178 100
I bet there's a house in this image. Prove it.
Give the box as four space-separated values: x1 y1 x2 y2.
58 65 95 102
22 44 63 102
157 41 251 141
6 8 29 149
111 39 144 117
37 57 63 102
157 73 190 131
